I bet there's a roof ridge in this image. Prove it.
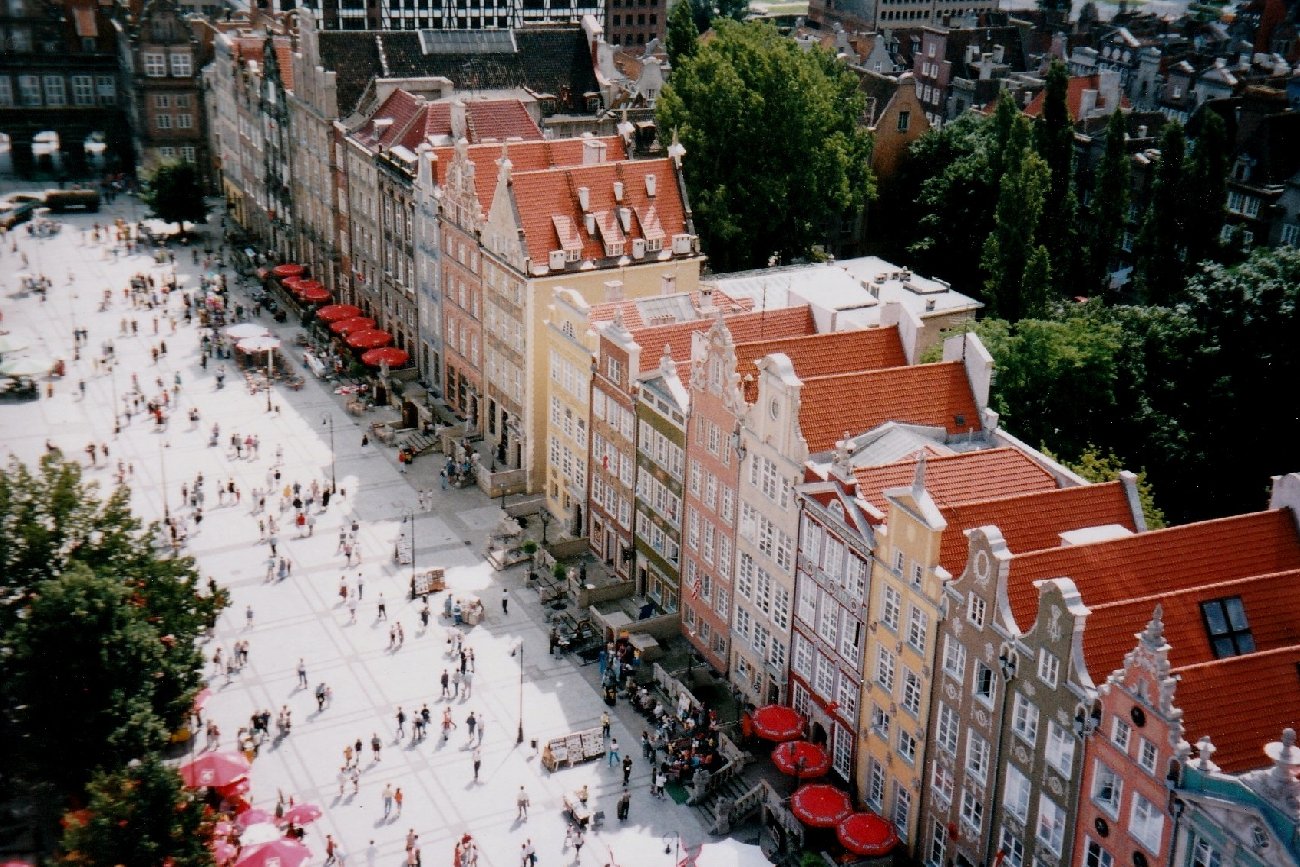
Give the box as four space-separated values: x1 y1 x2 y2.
1016 508 1291 560
802 359 960 383
1171 642 1300 674
1089 566 1300 612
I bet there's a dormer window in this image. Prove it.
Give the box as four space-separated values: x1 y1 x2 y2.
1200 596 1253 658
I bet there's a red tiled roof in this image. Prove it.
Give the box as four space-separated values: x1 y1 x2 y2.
631 307 816 374
432 137 628 218
798 362 981 453
1023 74 1130 118
1082 568 1300 687
1172 646 1300 772
510 158 686 263
354 89 425 150
853 447 1057 519
938 480 1137 576
1008 509 1300 629
466 100 543 142
735 327 909 402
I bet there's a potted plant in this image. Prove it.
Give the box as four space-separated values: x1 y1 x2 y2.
522 540 538 556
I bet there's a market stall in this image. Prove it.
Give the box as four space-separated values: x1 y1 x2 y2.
541 727 606 772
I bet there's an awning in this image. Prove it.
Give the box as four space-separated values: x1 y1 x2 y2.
790 784 852 828
317 304 364 323
299 285 331 304
751 704 804 741
345 329 393 350
837 812 900 857
771 740 831 778
329 316 375 335
361 346 410 368
271 263 305 278
178 752 251 788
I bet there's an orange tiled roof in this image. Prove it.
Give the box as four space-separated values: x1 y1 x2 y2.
1172 646 1300 772
938 480 1138 576
1023 74 1131 118
510 158 686 264
433 136 628 221
853 447 1057 518
630 307 817 374
735 327 909 403
1008 509 1300 630
354 89 425 150
798 362 980 453
466 100 543 142
1082 568 1300 687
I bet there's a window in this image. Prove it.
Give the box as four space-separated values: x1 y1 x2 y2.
872 705 891 738
144 53 167 77
959 788 983 834
931 763 954 808
973 662 995 704
1111 717 1131 753
1037 649 1059 688
928 822 946 867
1129 793 1164 851
70 74 94 106
154 94 171 109
1282 223 1300 247
901 669 921 715
892 784 911 835
907 606 928 651
1004 764 1031 820
1012 693 1039 743
1036 795 1066 856
942 637 966 681
1086 840 1114 867
1200 596 1254 658
897 110 911 133
156 113 172 129
875 647 895 692
897 729 916 763
868 762 885 810
1092 761 1123 817
999 827 1025 867
38 74 62 106
176 113 192 129
1045 722 1075 777
882 586 901 630
967 595 986 628
1138 737 1159 774
936 703 958 755
19 74 41 105
170 52 192 77
965 732 990 785
1190 835 1222 867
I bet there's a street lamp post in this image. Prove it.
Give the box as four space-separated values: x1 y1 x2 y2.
511 640 525 745
265 346 273 412
321 413 336 493
158 439 170 520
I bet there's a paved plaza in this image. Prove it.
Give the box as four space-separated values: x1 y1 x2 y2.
0 196 712 866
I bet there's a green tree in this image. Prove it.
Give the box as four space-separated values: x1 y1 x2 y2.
1134 122 1187 305
142 161 209 232
657 21 874 272
1082 109 1130 292
1021 245 1053 319
1183 109 1229 266
58 755 213 867
981 116 1051 321
1062 446 1167 529
1035 60 1079 295
666 0 700 65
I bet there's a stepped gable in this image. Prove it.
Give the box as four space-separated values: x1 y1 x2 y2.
1008 509 1300 629
854 447 1058 519
939 481 1137 576
510 158 687 264
734 327 909 402
1172 646 1300 772
798 361 981 452
632 306 817 374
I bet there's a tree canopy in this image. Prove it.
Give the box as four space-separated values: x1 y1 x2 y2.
656 20 875 272
666 0 700 65
143 161 209 231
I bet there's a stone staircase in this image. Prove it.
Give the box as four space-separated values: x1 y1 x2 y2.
400 430 439 456
690 773 754 833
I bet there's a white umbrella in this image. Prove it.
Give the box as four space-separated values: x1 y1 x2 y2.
237 336 282 353
0 356 54 377
0 331 33 353
225 323 270 340
237 822 282 845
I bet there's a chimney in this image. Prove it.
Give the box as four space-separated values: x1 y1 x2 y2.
644 174 656 197
613 180 624 201
662 273 677 295
992 44 1004 63
583 138 607 165
1137 124 1147 138
966 43 978 63
1080 88 1098 118
450 99 467 139
585 213 596 236
577 186 590 211
1097 69 1120 112
604 280 624 302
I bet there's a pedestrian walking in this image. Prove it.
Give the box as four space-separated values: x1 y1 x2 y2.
622 754 633 785
382 784 394 819
477 717 486 746
297 658 307 688
441 707 456 740
452 669 462 698
396 707 407 738
516 786 530 819
472 747 482 782
502 588 509 614
617 788 631 822
608 737 620 768
462 669 473 698
315 682 329 711
601 712 610 739
440 669 451 699
393 787 403 816
325 834 338 865
466 711 477 741
245 604 254 628
572 828 584 862
371 732 382 762
377 592 387 621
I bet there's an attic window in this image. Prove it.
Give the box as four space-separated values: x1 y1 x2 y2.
1200 596 1254 658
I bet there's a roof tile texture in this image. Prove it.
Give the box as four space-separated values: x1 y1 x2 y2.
735 327 909 402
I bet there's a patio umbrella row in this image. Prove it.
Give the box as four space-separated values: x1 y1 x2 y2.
789 784 900 857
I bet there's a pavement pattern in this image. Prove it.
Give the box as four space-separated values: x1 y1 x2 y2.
0 196 711 867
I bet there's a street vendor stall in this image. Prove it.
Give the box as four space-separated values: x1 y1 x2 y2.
541 727 606 772
443 592 484 626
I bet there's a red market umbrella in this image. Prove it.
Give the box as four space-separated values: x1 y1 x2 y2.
837 812 900 857
212 840 237 865
280 803 322 825
216 776 251 799
236 807 274 828
271 264 305 278
790 784 852 828
329 316 375 335
179 752 251 788
281 276 303 290
291 279 324 297
299 286 331 304
772 740 831 778
360 347 410 368
317 304 363 323
234 839 311 867
345 329 392 350
751 704 804 741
